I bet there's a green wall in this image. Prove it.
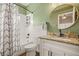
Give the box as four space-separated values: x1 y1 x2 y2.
27 3 50 24
18 6 27 15
49 5 79 35
17 3 50 25
19 3 79 35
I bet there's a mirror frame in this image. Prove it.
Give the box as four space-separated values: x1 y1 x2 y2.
50 4 79 30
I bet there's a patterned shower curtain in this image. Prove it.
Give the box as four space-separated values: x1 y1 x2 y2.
0 3 20 56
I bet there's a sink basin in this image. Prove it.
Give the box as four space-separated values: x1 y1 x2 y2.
24 43 37 51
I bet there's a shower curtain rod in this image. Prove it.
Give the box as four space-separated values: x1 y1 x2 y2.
14 3 33 14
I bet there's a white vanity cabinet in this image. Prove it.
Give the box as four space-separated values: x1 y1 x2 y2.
40 38 79 56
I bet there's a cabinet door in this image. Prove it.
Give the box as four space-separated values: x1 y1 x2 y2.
41 39 79 56
65 52 79 56
51 49 64 56
43 48 48 56
52 52 64 56
40 39 65 56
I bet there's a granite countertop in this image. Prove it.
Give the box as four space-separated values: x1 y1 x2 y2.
40 35 79 46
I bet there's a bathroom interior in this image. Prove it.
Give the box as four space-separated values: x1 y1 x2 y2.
0 3 79 56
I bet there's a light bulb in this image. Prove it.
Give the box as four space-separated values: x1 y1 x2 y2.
62 16 66 19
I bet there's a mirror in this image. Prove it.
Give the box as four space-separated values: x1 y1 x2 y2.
50 4 79 29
